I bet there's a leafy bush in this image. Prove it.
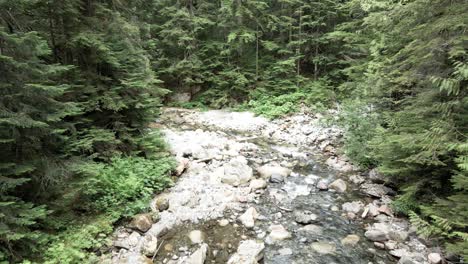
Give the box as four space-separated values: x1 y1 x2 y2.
79 156 174 216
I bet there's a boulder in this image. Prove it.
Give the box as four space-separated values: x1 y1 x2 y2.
257 165 291 179
428 253 442 264
249 179 267 190
266 225 291 243
186 243 208 264
221 157 253 186
294 210 318 224
341 235 360 246
328 179 347 193
364 230 388 242
342 201 364 214
239 207 259 228
129 214 153 233
311 242 336 255
227 240 265 264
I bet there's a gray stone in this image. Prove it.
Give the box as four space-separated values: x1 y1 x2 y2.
257 165 291 179
364 230 388 242
298 224 323 235
117 254 153 264
221 156 253 186
316 179 329 190
398 256 417 264
341 235 360 246
155 195 170 211
361 183 394 198
278 248 293 255
227 240 265 264
266 225 291 243
142 235 158 256
188 230 205 244
249 179 267 190
294 210 318 224
428 253 442 264
369 168 385 184
239 207 259 228
342 201 364 214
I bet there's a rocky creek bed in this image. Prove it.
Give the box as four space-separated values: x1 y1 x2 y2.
105 108 443 264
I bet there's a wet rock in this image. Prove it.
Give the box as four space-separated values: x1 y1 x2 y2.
257 165 291 179
249 179 267 190
142 235 158 256
364 230 388 242
384 240 398 250
341 235 360 246
328 179 347 193
129 214 153 233
389 248 408 258
278 248 293 255
428 253 442 264
155 196 170 211
186 243 208 264
298 224 323 235
361 183 393 198
174 157 189 176
269 174 284 183
239 207 259 228
342 201 364 214
189 230 205 244
294 210 318 224
221 156 253 186
227 240 265 264
266 225 291 243
316 179 329 190
311 242 336 255
368 168 385 184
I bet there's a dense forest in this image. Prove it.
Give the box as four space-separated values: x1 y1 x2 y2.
0 0 466 263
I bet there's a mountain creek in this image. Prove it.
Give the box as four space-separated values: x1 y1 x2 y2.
105 108 441 264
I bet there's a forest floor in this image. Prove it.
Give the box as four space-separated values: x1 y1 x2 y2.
105 108 438 264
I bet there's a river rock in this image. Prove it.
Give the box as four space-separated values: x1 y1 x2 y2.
249 179 267 190
189 230 205 244
368 168 385 183
266 225 291 242
349 174 365 185
364 230 388 242
155 195 170 211
361 183 393 198
257 165 291 179
342 201 364 214
294 210 318 224
428 253 442 264
114 232 140 249
227 240 265 264
186 243 208 264
219 219 230 227
341 235 360 246
311 242 336 255
378 204 393 216
388 230 409 242
374 242 385 249
142 235 158 256
398 256 417 264
298 224 323 235
269 174 284 183
129 213 153 232
384 240 398 250
316 179 329 190
221 156 253 186
328 179 347 193
239 207 259 228
278 248 293 255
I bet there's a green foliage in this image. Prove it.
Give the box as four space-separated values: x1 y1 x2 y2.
79 157 174 216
